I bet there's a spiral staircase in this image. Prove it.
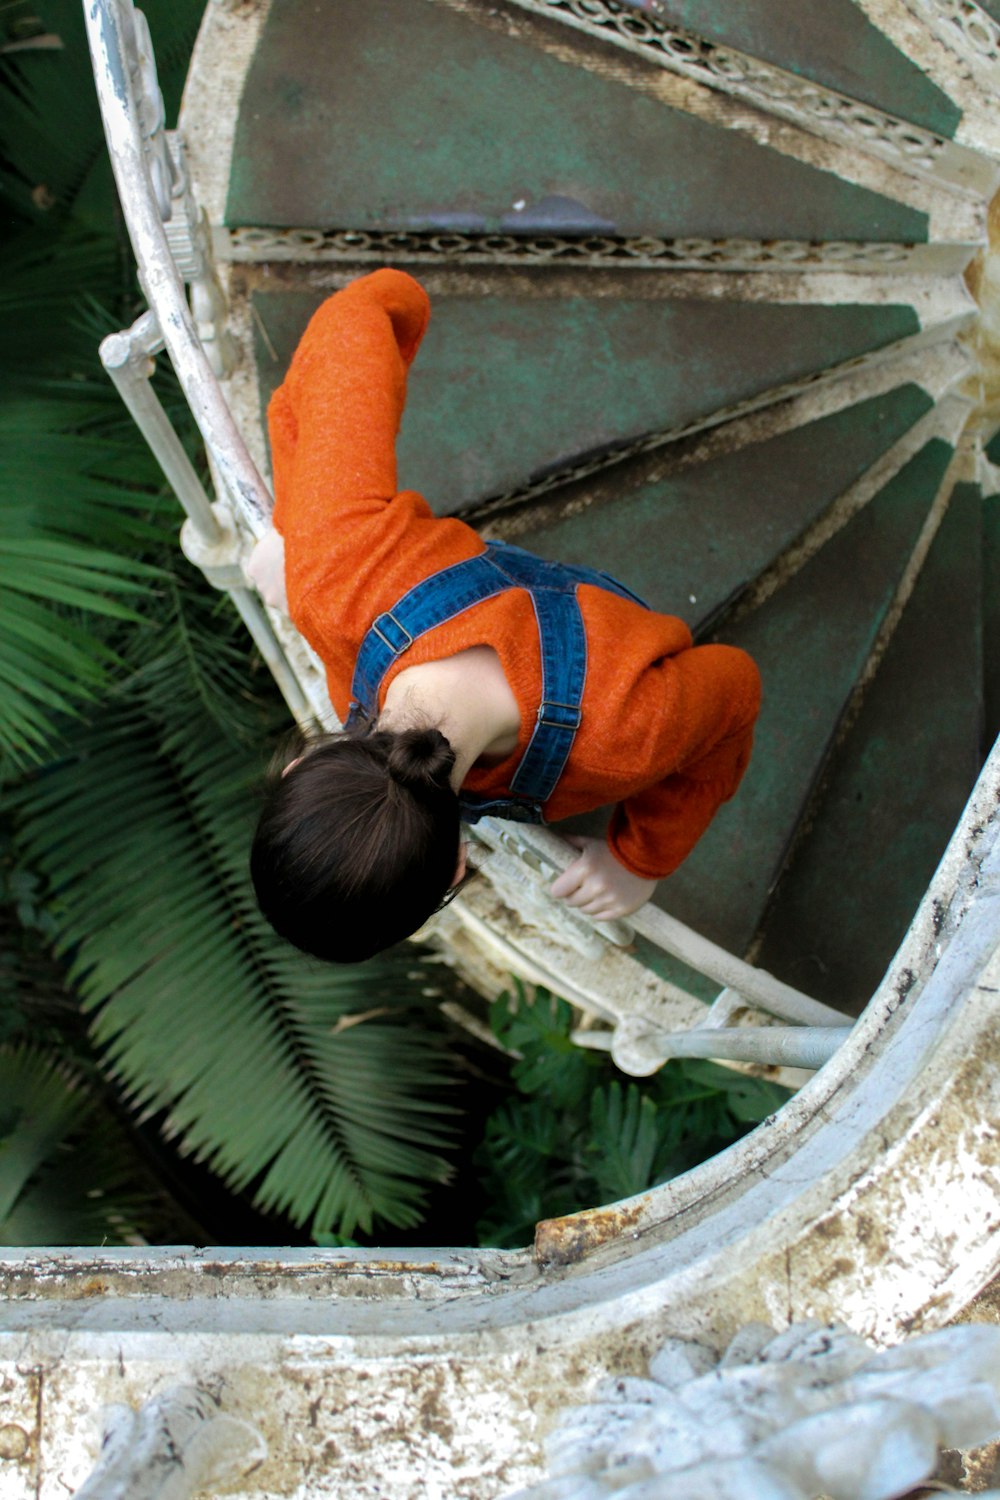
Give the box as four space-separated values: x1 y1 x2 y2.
2 1 1000 1495
172 0 1000 1042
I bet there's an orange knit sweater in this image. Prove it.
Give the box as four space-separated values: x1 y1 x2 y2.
270 269 761 879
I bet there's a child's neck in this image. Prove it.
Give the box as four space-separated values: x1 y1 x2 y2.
379 646 521 791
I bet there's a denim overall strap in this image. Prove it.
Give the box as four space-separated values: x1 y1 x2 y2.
508 584 585 802
346 551 511 727
481 544 588 808
484 540 649 611
346 541 648 821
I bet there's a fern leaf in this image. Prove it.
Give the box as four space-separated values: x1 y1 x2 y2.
13 705 462 1239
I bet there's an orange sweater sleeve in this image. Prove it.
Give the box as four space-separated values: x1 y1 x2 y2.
268 269 431 616
607 643 761 879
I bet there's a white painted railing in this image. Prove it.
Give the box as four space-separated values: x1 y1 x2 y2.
99 310 315 727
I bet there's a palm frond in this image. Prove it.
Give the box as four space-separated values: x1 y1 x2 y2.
13 704 462 1239
0 227 121 364
0 1042 179 1245
0 1044 88 1223
1 538 155 610
0 0 206 227
0 396 174 539
587 1082 665 1203
125 574 271 746
2 0 465 1243
0 1 230 771
0 533 160 769
0 355 197 769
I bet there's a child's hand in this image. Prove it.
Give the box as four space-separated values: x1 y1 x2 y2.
247 527 289 614
549 835 657 921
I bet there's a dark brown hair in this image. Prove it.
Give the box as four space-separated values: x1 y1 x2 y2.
250 725 461 963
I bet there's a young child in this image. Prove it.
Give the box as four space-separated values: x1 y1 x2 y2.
249 269 761 964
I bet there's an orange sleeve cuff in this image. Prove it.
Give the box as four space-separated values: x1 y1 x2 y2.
266 270 432 603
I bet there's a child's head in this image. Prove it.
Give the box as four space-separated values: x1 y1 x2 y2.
251 725 462 963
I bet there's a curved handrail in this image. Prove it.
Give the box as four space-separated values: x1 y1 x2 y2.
83 0 272 537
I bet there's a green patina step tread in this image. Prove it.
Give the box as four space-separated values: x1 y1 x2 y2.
650 0 960 139
656 437 956 956
627 936 722 1005
228 0 927 244
754 484 984 1013
252 290 918 514
516 385 934 625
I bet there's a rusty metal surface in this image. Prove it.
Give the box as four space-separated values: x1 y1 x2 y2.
534 1199 650 1266
225 0 928 245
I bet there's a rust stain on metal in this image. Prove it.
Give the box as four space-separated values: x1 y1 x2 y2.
827 1254 863 1278
0 1423 30 1461
961 184 1000 430
963 183 1000 304
0 1256 457 1305
534 1201 645 1265
76 1276 111 1298
813 1212 845 1241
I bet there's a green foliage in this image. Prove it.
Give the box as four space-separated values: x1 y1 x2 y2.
0 0 465 1244
0 1043 170 1245
0 308 168 769
490 984 599 1108
0 0 203 231
0 0 205 771
475 988 789 1247
0 532 159 768
11 641 462 1239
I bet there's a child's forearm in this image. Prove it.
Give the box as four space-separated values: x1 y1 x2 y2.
268 271 431 612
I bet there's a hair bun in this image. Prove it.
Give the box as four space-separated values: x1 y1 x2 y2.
386 727 455 794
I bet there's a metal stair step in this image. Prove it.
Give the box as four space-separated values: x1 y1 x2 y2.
657 435 958 954
226 0 931 246
647 0 961 139
509 384 936 625
174 0 995 1021
753 480 986 1011
249 286 921 514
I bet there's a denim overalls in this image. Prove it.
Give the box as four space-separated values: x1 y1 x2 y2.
344 541 648 824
